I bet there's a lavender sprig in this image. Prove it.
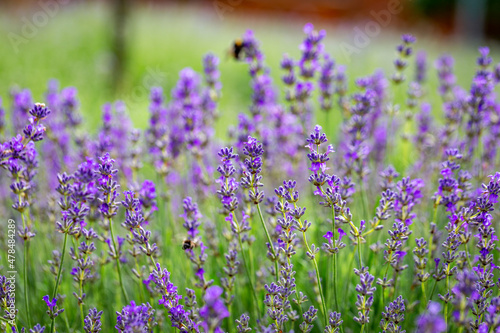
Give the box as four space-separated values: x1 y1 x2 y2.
380 295 406 333
96 153 128 303
353 267 376 331
84 308 103 333
216 146 260 317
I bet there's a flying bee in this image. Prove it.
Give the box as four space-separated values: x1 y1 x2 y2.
182 237 201 251
229 38 244 60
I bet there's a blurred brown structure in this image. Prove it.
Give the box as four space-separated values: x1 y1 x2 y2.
2 0 499 40
4 0 500 39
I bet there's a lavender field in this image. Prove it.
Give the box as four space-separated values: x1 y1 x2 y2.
1 5 500 333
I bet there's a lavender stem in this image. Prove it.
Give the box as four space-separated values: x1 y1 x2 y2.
256 203 279 283
109 217 129 303
237 235 261 319
50 231 68 333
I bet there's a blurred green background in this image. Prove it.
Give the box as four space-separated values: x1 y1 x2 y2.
0 0 498 137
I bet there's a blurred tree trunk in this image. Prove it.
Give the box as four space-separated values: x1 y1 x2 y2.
454 0 486 41
112 0 129 92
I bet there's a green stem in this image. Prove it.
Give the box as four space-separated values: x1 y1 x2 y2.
427 278 438 305
23 240 31 328
109 217 129 304
427 205 438 265
381 262 391 308
445 274 450 329
50 232 68 333
19 210 31 328
464 242 473 271
79 279 85 329
237 236 261 319
256 203 279 283
290 200 327 327
135 257 145 304
312 257 328 327
357 236 363 269
421 280 427 308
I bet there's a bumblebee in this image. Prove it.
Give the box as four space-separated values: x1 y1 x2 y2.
230 38 244 60
182 237 200 251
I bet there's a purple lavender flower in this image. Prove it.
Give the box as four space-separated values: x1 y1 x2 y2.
42 295 64 319
392 34 416 84
180 197 202 239
250 72 276 119
236 314 251 333
220 248 239 306
334 65 348 112
96 153 120 218
216 147 239 213
1 103 51 220
236 30 265 77
324 311 343 333
318 53 335 112
415 50 427 83
28 324 45 333
115 301 156 332
298 23 325 79
435 55 456 100
281 54 296 87
203 53 222 101
300 305 318 332
0 275 17 325
147 263 198 331
138 180 157 213
181 197 213 290
84 308 103 333
69 228 97 305
364 189 395 236
380 295 406 332
354 267 376 326
416 302 446 333
199 286 229 332
306 125 333 174
394 177 424 225
241 136 264 204
11 89 33 133
433 149 469 213
60 86 82 127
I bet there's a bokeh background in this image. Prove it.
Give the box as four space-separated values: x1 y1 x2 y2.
0 0 499 133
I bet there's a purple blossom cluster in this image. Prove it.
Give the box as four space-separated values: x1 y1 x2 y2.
2 24 500 333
